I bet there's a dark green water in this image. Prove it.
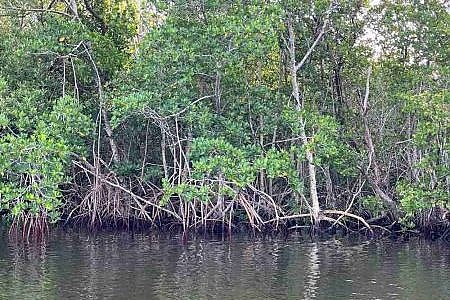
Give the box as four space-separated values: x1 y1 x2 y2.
0 231 449 300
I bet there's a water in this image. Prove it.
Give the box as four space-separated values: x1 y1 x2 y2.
0 230 449 300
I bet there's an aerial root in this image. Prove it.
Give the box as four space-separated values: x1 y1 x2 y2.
323 210 372 233
263 209 372 233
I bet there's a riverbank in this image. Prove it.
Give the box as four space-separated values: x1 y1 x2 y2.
2 213 449 243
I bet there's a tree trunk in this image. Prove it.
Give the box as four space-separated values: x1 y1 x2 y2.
101 108 120 164
69 0 79 19
324 166 335 208
287 17 321 224
360 66 396 215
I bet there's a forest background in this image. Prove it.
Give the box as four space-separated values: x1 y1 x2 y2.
0 0 448 237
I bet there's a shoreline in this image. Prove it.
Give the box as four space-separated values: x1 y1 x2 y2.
2 217 449 243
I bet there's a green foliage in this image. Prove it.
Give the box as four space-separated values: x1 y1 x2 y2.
397 181 449 227
161 137 302 205
361 196 385 217
191 137 256 188
160 178 212 206
0 0 135 225
282 107 358 176
0 0 448 233
255 148 302 193
372 0 449 64
401 90 449 148
0 77 92 222
0 133 66 222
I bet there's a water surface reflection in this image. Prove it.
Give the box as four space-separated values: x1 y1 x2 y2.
0 231 448 300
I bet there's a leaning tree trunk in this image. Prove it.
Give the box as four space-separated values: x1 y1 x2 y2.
359 66 397 216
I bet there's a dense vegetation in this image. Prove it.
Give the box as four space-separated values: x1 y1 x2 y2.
0 0 448 237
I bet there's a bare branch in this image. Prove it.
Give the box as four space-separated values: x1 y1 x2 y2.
0 6 73 18
295 2 334 71
362 65 372 114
